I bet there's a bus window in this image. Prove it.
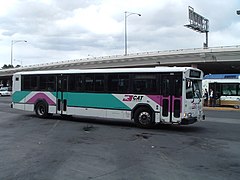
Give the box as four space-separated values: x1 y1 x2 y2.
75 75 83 91
108 74 118 92
68 74 76 91
174 78 182 97
133 74 157 94
222 84 237 96
84 74 94 91
119 74 130 92
39 75 56 91
238 84 240 96
186 79 201 99
22 75 38 91
95 74 105 92
107 74 130 93
162 78 170 97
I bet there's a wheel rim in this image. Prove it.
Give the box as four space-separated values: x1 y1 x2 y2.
138 112 151 125
37 105 45 116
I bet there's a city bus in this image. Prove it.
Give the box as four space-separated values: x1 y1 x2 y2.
203 74 240 108
12 67 205 128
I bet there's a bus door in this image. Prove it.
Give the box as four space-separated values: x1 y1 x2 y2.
161 74 182 123
56 75 68 114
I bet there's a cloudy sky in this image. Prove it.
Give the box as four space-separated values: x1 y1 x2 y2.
0 0 240 68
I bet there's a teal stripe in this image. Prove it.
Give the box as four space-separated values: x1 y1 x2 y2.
12 91 31 103
66 93 131 110
12 91 57 103
12 91 130 110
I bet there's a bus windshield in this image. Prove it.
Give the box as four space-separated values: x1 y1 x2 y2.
186 79 202 99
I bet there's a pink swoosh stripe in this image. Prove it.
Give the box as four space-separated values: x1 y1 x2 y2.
26 93 56 105
147 95 162 106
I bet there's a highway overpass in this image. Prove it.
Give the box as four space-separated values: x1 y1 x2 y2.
1 45 240 86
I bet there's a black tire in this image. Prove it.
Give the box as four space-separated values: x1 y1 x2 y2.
35 101 49 118
134 107 154 128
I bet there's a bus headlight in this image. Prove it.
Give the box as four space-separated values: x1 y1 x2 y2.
183 112 192 118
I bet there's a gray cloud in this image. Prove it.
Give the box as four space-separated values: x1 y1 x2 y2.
53 0 101 10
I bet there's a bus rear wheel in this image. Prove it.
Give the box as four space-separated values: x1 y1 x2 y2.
35 101 49 118
134 107 154 128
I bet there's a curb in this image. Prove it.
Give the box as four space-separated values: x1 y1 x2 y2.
203 107 240 111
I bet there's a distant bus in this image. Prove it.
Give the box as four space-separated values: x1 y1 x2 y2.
203 74 240 108
12 67 205 128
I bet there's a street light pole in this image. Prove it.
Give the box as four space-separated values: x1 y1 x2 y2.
124 11 141 56
11 40 27 66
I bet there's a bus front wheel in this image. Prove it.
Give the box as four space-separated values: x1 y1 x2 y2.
35 101 49 118
134 107 154 128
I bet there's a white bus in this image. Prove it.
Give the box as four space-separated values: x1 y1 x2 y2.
12 67 205 128
203 74 240 108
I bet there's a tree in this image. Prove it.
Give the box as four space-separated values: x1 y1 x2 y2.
1 64 14 69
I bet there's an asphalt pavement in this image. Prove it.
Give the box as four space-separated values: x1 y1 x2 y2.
0 96 240 180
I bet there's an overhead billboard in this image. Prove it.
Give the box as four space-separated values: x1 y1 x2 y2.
185 6 209 33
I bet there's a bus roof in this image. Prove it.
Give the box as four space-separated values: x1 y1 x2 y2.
204 74 240 80
13 66 201 75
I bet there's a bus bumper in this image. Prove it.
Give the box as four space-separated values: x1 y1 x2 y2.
181 114 205 125
181 117 197 125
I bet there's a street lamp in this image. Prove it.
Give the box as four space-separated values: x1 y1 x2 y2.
237 10 240 15
11 40 27 66
124 11 141 56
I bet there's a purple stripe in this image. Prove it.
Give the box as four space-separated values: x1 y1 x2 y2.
27 93 56 105
148 95 182 113
147 95 162 106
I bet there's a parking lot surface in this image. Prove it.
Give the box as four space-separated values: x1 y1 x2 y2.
0 96 240 180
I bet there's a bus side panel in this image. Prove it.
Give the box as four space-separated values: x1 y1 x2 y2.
12 91 31 111
13 91 57 113
219 98 240 107
66 93 132 119
66 93 160 121
65 107 131 120
67 106 107 118
115 94 162 123
12 74 25 111
66 93 131 110
12 74 21 92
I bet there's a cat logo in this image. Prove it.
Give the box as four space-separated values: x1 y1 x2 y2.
123 95 144 101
